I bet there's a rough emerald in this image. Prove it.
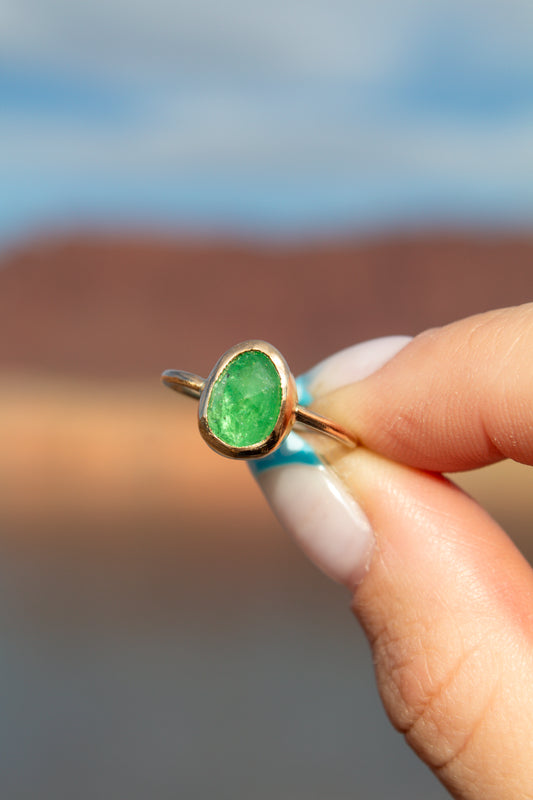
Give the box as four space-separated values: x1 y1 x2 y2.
207 350 282 447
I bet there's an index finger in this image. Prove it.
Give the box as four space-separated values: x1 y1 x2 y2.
317 303 533 472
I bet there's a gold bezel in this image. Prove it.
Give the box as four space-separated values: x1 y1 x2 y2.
198 340 297 459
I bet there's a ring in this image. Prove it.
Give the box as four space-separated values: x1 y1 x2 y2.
161 340 357 459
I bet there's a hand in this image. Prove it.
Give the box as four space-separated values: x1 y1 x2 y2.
250 304 533 800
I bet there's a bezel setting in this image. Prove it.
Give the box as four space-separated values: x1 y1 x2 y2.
198 340 297 459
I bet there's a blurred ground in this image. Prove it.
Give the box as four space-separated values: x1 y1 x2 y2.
1 231 532 799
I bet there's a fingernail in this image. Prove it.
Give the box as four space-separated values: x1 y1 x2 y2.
301 335 412 398
249 336 411 589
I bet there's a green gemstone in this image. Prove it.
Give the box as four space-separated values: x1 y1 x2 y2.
207 350 282 447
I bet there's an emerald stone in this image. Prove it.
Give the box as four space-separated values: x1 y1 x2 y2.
207 350 282 447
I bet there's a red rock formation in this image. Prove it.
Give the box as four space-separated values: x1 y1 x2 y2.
1 230 532 379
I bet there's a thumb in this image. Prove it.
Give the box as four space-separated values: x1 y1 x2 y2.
250 337 533 800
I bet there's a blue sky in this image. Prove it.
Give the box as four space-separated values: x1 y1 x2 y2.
1 0 532 243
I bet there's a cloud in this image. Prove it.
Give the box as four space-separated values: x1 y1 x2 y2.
0 0 532 238
0 0 412 82
3 0 532 86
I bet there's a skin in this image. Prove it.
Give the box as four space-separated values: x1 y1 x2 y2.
312 304 533 800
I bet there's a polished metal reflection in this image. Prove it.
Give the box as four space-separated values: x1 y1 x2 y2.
162 340 357 458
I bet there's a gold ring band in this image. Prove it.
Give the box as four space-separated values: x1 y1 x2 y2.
162 340 357 459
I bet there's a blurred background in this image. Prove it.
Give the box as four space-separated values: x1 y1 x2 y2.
1 1 533 797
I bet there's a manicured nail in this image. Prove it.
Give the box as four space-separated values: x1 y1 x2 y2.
300 335 412 398
249 336 411 589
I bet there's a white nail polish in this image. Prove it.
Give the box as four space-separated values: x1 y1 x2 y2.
303 336 412 398
250 337 411 589
254 446 374 588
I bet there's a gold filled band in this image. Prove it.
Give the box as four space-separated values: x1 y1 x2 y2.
162 341 357 459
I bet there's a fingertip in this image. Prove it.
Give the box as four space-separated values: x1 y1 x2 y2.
250 434 374 588
332 448 533 797
321 305 533 472
249 336 415 588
